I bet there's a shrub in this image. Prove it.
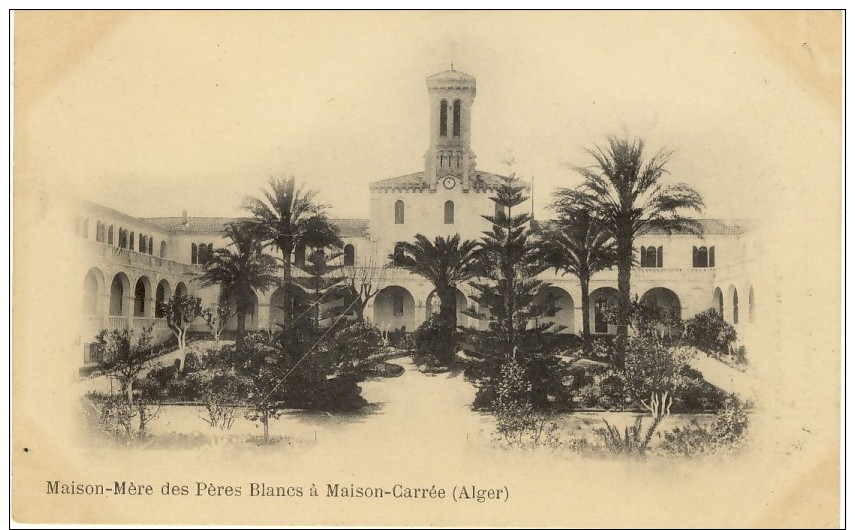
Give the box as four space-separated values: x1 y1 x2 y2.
326 321 383 371
576 371 627 410
685 309 738 355
660 396 750 456
413 316 455 367
492 358 558 447
672 366 728 412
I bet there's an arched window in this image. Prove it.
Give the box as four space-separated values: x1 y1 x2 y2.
394 200 405 224
439 154 444 168
95 221 103 242
640 246 657 267
344 244 355 266
139 235 147 254
452 99 461 137
709 246 716 267
444 200 455 224
456 154 461 168
197 243 209 265
129 232 135 251
160 241 167 258
148 239 154 255
732 290 739 324
657 246 663 267
107 225 114 245
191 243 198 264
439 100 448 137
118 229 124 248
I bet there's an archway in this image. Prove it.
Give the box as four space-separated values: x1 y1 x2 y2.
83 268 105 314
534 286 574 334
590 287 618 334
175 282 188 298
133 276 152 318
267 285 309 331
109 273 130 316
640 287 682 320
713 287 724 316
726 285 739 324
425 288 469 328
222 290 260 332
374 286 416 333
155 280 171 318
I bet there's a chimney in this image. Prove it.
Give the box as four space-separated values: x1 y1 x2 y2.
182 210 188 227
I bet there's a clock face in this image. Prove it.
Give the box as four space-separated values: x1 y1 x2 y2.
442 177 456 190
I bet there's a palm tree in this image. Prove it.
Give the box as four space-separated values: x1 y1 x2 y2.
538 209 617 355
391 233 479 332
242 177 342 328
196 221 278 347
555 136 704 365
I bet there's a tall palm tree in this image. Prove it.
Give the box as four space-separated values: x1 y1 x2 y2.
196 221 278 347
538 209 617 355
391 234 479 332
555 136 704 365
242 177 342 328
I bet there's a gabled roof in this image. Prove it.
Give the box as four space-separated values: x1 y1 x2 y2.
142 217 369 238
369 170 528 191
426 68 475 82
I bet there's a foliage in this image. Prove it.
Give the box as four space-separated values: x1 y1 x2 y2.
577 372 628 410
538 208 617 354
671 366 728 412
622 336 693 405
292 247 350 330
95 325 157 407
201 305 236 344
600 295 684 343
196 221 278 345
391 233 479 356
555 135 704 365
158 294 203 369
341 251 390 322
594 415 662 457
242 176 342 329
412 315 456 368
660 397 750 456
325 321 384 373
492 358 559 448
685 308 738 355
467 173 548 358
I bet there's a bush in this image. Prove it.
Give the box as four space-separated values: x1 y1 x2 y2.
413 316 455 367
492 359 559 448
685 309 738 355
672 366 728 412
660 396 750 456
326 321 383 370
576 371 628 410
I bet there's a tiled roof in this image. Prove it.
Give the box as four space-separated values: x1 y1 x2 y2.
370 170 527 191
532 218 756 236
142 217 369 238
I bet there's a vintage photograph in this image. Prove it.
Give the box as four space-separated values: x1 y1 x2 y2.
12 10 842 527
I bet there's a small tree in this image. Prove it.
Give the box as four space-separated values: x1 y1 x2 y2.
159 294 203 371
341 251 390 323
239 332 290 443
622 336 694 416
186 363 250 436
201 305 236 345
685 308 738 356
95 325 156 407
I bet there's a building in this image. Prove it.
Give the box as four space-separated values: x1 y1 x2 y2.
76 67 760 365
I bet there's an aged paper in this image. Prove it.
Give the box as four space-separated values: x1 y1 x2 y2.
12 10 842 527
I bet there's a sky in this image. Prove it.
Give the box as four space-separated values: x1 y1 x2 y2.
16 11 841 222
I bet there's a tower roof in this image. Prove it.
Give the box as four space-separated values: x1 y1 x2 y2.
426 68 476 94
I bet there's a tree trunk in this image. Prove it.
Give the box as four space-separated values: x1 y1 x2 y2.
178 331 186 372
437 286 458 358
236 309 247 350
262 409 269 442
355 300 366 323
580 275 591 356
615 237 633 368
282 242 294 329
126 380 134 407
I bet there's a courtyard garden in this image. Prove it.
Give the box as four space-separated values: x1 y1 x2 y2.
81 135 752 459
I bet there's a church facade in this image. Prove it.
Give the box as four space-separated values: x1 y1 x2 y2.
76 68 760 365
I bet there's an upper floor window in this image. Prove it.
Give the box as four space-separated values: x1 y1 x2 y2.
107 226 114 245
191 243 198 264
394 200 405 224
444 200 455 224
692 245 716 267
139 234 147 254
129 232 135 251
160 241 167 258
640 245 663 268
344 244 355 266
439 100 448 137
452 99 461 137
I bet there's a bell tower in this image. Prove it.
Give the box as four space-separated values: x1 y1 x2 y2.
424 66 477 192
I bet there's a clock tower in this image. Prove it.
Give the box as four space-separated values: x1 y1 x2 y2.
424 66 477 192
